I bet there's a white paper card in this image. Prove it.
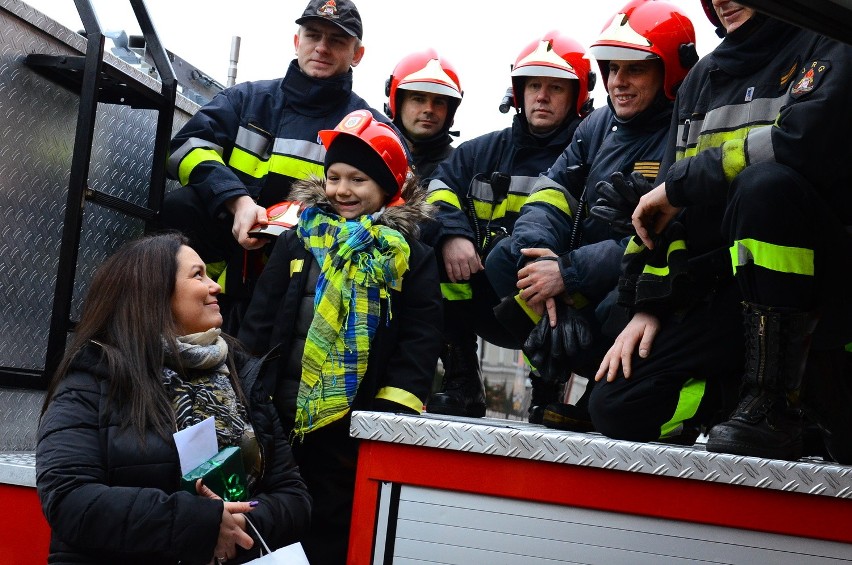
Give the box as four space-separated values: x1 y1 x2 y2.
173 416 218 475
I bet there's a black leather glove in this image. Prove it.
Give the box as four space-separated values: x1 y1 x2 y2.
523 301 593 382
589 171 654 235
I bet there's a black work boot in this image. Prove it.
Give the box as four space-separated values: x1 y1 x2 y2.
542 379 595 432
706 303 817 461
528 373 561 424
427 341 486 417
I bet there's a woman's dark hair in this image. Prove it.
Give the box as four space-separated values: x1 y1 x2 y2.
41 232 188 439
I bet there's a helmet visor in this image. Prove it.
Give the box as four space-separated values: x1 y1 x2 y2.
398 81 462 99
587 45 660 62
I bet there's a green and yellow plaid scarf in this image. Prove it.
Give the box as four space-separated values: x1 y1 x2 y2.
294 206 410 438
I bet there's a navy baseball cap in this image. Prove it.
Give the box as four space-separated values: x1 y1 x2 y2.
296 0 363 40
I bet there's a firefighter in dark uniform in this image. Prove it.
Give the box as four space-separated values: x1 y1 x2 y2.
485 0 699 427
424 32 595 417
384 49 463 179
161 0 391 334
591 0 852 462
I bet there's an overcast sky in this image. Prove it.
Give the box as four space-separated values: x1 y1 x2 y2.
26 0 721 144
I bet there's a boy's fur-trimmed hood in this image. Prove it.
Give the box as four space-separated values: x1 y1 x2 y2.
288 176 434 239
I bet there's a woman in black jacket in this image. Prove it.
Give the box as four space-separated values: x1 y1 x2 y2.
36 232 311 564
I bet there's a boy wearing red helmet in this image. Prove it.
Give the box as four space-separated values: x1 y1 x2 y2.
486 0 699 429
592 0 852 463
239 110 442 563
425 32 593 418
162 0 395 335
385 50 464 178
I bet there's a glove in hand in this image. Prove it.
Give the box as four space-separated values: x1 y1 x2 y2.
523 301 593 383
589 171 654 235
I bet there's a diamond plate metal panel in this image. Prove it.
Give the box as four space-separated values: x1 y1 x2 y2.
0 387 42 451
0 2 191 378
350 411 852 499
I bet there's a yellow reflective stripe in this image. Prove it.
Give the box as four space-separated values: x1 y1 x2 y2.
730 238 814 276
625 237 644 256
441 282 472 301
375 386 424 414
289 259 304 277
228 150 323 181
682 125 752 159
427 189 462 209
473 198 508 220
269 154 324 180
506 193 527 213
179 148 225 186
229 146 270 179
216 264 228 292
660 378 705 438
526 188 572 216
721 139 747 183
514 293 542 324
642 239 686 277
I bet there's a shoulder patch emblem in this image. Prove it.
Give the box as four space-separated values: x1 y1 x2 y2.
791 60 829 98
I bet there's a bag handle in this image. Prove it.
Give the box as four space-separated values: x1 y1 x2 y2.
244 515 272 555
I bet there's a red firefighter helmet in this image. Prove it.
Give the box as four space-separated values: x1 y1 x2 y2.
384 49 463 126
700 0 726 37
510 31 595 118
318 110 409 201
588 0 698 100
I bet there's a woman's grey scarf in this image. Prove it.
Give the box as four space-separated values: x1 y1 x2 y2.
162 328 248 450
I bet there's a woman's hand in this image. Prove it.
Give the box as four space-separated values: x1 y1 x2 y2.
196 480 256 562
594 312 660 382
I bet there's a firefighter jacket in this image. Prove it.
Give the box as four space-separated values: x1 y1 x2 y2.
166 60 390 218
424 113 579 252
404 130 455 179
238 181 443 432
621 15 852 335
508 99 672 302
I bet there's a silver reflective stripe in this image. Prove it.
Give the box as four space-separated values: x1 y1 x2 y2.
702 95 786 132
530 174 567 195
468 177 492 200
469 175 539 201
235 126 271 158
427 178 452 193
746 126 775 165
167 137 224 176
507 175 539 195
272 138 325 163
684 117 704 147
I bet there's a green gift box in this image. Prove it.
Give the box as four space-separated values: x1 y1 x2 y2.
181 446 248 501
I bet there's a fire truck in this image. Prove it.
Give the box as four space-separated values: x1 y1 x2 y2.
0 1 849 564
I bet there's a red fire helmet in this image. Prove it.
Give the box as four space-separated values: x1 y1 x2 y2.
588 0 698 100
510 31 595 118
